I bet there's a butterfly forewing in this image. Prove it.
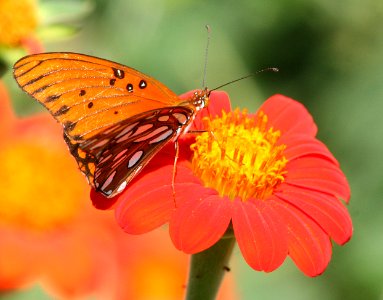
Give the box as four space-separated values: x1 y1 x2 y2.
13 52 181 140
64 106 195 197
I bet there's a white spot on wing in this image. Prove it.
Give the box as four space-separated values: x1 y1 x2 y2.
101 170 116 191
134 126 168 142
130 124 154 137
116 133 131 143
99 153 113 164
149 129 174 144
111 149 129 169
114 149 128 160
173 113 188 125
118 124 155 143
158 115 170 122
117 181 127 193
89 139 109 150
115 122 139 139
128 150 144 168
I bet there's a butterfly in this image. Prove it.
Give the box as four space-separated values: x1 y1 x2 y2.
13 52 210 198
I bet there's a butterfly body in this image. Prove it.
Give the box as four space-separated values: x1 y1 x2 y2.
14 52 209 197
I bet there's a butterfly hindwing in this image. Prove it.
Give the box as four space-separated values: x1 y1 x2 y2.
65 106 195 197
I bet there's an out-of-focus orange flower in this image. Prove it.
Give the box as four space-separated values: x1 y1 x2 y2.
0 0 43 53
0 81 236 299
0 79 114 297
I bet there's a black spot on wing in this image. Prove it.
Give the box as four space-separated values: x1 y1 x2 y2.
126 83 133 92
33 85 49 95
63 121 77 132
112 67 125 79
139 79 147 89
45 94 61 103
21 74 46 88
53 105 70 116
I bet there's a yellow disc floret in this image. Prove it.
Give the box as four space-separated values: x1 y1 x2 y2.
191 108 288 201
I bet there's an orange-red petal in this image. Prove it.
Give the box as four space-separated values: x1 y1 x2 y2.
270 198 332 276
169 193 232 254
0 229 35 289
40 220 117 298
280 134 338 165
257 94 317 137
232 199 288 272
275 189 352 245
283 156 350 202
115 156 200 234
115 167 178 234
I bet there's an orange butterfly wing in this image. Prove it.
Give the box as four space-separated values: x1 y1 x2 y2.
13 52 203 197
13 52 182 140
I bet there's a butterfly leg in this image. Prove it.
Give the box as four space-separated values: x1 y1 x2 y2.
188 130 238 164
172 140 179 207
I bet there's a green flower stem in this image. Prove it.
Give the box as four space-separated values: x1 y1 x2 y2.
185 236 236 300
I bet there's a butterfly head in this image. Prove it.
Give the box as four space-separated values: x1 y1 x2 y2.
191 88 210 111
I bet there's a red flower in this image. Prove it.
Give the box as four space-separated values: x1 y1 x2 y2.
93 91 352 277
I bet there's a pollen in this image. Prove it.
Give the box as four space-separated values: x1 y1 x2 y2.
191 108 288 201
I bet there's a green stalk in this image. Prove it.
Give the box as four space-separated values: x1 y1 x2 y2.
185 236 236 300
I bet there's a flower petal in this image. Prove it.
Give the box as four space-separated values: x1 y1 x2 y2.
21 35 44 54
41 223 117 298
115 162 197 234
0 230 35 289
283 156 350 202
281 134 339 165
170 193 232 254
270 198 332 276
90 189 119 210
275 189 352 245
232 199 288 272
258 94 317 137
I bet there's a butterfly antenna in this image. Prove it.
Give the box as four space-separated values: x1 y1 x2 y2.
210 67 279 91
202 25 211 88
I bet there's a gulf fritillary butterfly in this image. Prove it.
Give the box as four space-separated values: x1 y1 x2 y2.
13 52 209 198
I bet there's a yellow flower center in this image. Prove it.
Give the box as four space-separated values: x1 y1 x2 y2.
191 108 288 201
0 0 38 46
0 140 87 232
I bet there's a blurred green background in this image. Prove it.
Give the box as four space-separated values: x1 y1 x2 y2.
2 0 383 299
